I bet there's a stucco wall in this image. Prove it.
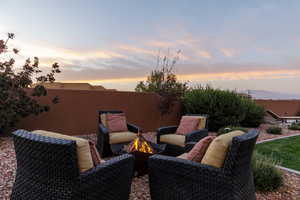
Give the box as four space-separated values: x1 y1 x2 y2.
16 89 181 135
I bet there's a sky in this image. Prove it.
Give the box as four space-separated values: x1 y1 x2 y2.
1 0 300 92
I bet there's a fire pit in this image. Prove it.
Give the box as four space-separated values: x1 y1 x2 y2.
126 133 166 176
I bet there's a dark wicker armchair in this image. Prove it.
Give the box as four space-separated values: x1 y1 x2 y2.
157 114 209 156
149 129 259 200
11 129 135 200
97 110 140 157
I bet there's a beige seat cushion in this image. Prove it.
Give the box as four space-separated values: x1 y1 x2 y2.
177 153 188 160
198 116 207 129
160 134 185 147
32 130 93 172
100 114 108 127
109 131 137 144
201 130 244 168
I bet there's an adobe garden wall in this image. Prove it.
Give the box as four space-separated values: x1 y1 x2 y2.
17 89 181 135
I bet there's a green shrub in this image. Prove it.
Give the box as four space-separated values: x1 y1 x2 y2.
217 126 248 136
241 98 265 127
288 122 300 130
183 86 265 131
266 126 282 135
252 152 283 192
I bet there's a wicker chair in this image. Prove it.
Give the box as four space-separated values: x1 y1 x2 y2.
11 129 135 200
149 129 259 200
97 110 140 157
157 114 209 156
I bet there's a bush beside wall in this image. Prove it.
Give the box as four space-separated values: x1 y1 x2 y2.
183 86 265 131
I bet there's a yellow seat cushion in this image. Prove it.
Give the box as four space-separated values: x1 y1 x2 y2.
32 130 93 172
100 114 108 127
177 153 188 160
201 130 244 168
109 131 137 144
198 116 207 129
160 134 185 147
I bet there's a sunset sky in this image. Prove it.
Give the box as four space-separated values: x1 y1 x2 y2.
1 0 300 92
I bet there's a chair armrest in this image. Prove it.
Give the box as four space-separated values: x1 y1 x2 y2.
99 124 109 135
148 155 230 200
157 126 178 144
127 123 139 133
185 128 208 143
79 154 134 199
149 154 223 181
157 126 178 136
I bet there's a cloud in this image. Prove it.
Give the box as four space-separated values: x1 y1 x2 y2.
219 48 236 57
117 45 157 56
3 28 300 92
195 50 212 59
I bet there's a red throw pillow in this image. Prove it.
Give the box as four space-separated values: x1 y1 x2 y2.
89 141 101 166
187 136 216 162
176 116 200 135
106 113 128 132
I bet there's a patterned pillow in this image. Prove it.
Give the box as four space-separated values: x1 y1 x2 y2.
186 136 215 162
106 113 128 133
176 116 200 135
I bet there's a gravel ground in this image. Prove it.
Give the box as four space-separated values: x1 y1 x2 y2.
1 128 300 199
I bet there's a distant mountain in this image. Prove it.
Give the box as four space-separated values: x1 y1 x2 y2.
241 90 300 100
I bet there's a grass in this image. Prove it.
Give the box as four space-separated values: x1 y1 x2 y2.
255 135 300 171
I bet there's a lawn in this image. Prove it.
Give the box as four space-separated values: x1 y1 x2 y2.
255 136 300 171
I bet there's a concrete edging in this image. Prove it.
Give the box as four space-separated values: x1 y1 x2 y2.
276 165 300 175
256 133 300 144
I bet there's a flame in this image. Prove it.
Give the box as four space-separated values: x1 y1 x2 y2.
130 136 154 154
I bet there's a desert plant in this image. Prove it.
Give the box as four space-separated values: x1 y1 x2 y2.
266 126 282 135
288 122 300 130
135 50 188 114
252 151 283 192
217 126 248 136
0 33 60 133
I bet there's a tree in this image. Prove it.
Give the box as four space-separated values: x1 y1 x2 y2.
0 33 61 133
135 50 188 114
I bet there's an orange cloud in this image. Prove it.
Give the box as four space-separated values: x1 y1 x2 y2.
178 69 300 81
196 50 212 59
62 69 300 85
146 40 174 48
118 45 156 56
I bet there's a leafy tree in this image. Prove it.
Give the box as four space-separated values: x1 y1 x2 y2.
0 33 61 133
135 50 188 114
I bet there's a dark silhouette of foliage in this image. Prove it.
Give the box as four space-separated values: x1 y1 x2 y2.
135 50 188 114
0 33 61 133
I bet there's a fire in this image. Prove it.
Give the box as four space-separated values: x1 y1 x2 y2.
129 134 154 154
